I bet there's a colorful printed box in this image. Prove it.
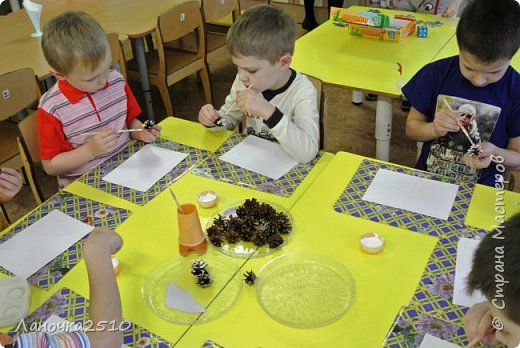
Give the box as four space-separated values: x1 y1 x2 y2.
331 7 416 43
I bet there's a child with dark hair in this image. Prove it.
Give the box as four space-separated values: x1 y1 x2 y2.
464 213 520 347
404 0 520 186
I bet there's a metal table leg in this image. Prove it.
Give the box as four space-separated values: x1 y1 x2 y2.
352 90 363 105
375 95 392 161
130 37 155 121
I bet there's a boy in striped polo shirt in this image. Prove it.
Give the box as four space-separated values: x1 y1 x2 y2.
38 11 160 188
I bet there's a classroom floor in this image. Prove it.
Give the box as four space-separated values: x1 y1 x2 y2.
0 2 436 223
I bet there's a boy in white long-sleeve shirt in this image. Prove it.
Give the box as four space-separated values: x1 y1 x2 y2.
198 5 320 164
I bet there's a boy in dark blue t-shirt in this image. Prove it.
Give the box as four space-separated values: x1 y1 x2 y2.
403 0 520 186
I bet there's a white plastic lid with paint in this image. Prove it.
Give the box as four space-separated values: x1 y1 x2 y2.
0 276 30 326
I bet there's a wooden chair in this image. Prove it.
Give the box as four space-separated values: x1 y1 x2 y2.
126 1 212 116
201 0 240 61
0 68 43 205
17 111 44 205
106 32 128 78
306 74 325 150
0 206 9 231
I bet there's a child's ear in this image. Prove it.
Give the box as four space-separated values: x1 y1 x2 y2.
279 53 292 70
49 68 66 80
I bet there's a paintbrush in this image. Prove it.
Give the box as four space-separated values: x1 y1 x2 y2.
168 188 184 214
82 128 143 136
464 336 481 348
464 327 496 348
443 99 476 147
215 84 253 126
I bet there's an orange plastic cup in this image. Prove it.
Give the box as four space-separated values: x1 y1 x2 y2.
177 203 207 256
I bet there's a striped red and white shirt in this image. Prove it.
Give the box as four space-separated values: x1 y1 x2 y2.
15 331 90 347
37 70 141 187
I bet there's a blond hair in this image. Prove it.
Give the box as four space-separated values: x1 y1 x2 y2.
226 5 295 64
42 11 109 75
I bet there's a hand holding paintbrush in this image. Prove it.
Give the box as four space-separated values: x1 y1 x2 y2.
214 84 254 127
443 99 482 157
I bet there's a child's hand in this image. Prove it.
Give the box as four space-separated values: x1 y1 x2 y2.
464 302 498 345
433 108 460 137
132 125 161 143
84 228 123 258
199 104 220 127
463 142 496 169
236 88 275 120
86 129 118 157
0 167 22 203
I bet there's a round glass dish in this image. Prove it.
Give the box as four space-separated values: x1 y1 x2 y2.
254 252 356 328
142 254 242 325
205 200 293 258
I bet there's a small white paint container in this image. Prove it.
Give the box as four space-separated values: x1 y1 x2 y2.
197 191 218 208
359 233 385 254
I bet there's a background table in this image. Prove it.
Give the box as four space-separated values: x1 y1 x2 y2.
291 6 459 161
431 33 520 69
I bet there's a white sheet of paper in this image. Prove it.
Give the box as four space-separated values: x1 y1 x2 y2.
362 169 459 220
453 237 487 307
102 145 188 192
165 282 205 313
419 334 461 348
0 210 93 278
218 135 298 180
44 315 130 348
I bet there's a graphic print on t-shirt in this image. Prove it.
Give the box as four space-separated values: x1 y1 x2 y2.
426 95 501 182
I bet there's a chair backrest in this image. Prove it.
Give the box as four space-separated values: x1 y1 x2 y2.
18 112 40 164
0 68 40 121
157 1 206 75
17 110 45 205
18 110 45 205
202 0 240 24
159 1 204 43
0 69 43 204
0 205 9 231
106 32 127 78
306 74 325 150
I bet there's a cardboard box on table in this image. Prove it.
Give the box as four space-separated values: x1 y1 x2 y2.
331 7 416 43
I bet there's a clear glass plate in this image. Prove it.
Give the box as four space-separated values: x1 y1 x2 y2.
205 200 293 258
142 254 242 325
255 252 356 328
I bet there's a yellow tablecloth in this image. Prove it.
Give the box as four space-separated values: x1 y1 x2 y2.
176 152 438 348
43 117 332 343
5 117 520 346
